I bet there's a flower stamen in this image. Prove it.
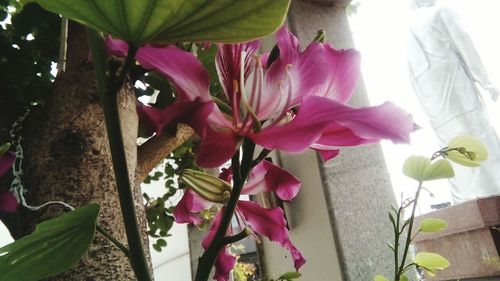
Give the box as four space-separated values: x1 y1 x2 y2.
238 52 262 132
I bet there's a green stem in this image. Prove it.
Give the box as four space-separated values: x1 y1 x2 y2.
194 139 256 281
96 225 130 258
394 207 401 281
251 148 271 168
87 29 152 281
401 263 416 274
224 229 250 244
397 181 423 279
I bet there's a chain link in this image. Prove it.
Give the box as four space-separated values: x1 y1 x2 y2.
9 108 74 211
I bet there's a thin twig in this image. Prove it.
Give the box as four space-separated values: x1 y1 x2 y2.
96 225 130 258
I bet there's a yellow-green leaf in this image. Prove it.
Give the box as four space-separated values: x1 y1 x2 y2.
446 135 488 167
400 275 409 281
420 218 447 233
0 143 10 155
403 156 454 182
415 252 450 274
280 271 302 280
33 0 290 44
374 275 389 281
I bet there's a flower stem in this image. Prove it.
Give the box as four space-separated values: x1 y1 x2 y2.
251 148 270 167
393 207 401 281
194 139 256 281
396 181 423 280
87 29 152 281
224 229 250 244
96 225 130 258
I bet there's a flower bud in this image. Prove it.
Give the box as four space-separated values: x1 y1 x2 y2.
181 169 232 204
313 29 326 43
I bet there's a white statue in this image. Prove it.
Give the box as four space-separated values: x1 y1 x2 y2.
408 0 500 203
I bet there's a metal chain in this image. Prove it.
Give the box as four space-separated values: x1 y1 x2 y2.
9 108 74 211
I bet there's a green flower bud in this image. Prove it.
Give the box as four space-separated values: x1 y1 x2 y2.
313 29 326 43
181 169 232 204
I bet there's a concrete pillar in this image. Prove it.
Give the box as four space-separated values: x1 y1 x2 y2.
259 150 344 281
268 1 398 280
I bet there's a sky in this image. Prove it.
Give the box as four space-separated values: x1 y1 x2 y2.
349 0 500 214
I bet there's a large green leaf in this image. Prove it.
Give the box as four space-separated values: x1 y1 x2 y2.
446 135 488 167
0 204 100 281
33 0 290 44
403 156 454 182
414 252 449 276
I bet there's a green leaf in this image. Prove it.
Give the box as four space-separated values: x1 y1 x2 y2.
415 252 450 275
389 212 396 229
0 204 100 281
280 271 301 280
34 0 291 44
374 275 389 281
152 243 162 252
0 143 10 156
156 238 167 247
446 135 488 167
420 218 447 233
19 0 36 5
403 156 454 182
197 44 224 96
400 275 409 281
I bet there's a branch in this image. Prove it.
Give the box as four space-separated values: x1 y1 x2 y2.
96 225 130 258
136 123 195 183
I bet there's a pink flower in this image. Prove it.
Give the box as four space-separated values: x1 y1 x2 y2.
174 160 304 281
107 27 415 168
0 150 17 213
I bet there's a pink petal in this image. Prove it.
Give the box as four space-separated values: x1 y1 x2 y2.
137 98 214 137
237 201 304 270
313 46 361 104
196 127 239 168
311 123 378 161
199 209 238 281
202 209 224 249
0 190 17 213
216 41 261 104
105 37 129 57
173 189 213 225
0 151 15 178
314 123 375 147
314 148 340 161
219 168 233 182
282 238 306 270
260 52 270 69
259 29 326 119
251 96 415 153
213 248 237 281
242 160 301 201
237 201 288 244
275 26 300 61
136 45 211 102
